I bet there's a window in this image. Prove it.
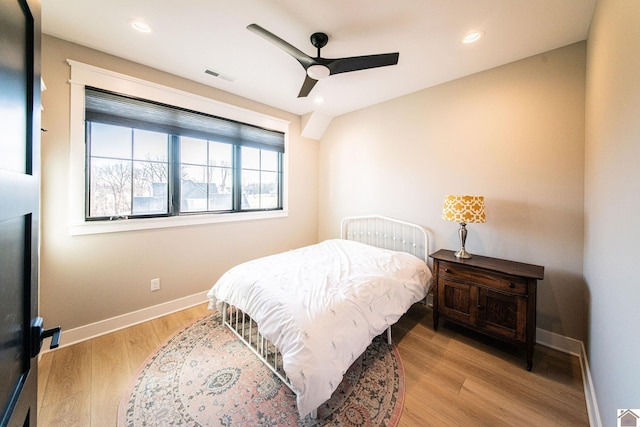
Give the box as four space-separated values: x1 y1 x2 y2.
84 87 284 221
68 60 289 235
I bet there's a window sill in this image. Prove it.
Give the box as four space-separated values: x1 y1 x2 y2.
69 210 288 236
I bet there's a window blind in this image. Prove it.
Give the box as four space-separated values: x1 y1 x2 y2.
85 87 285 153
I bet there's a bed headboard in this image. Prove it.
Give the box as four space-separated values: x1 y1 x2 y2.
340 215 429 262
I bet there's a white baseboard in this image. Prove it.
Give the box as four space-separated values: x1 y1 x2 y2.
536 327 583 356
41 290 210 353
40 294 602 427
536 328 601 427
578 341 602 427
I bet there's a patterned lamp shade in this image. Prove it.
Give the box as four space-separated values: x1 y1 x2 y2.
442 195 486 224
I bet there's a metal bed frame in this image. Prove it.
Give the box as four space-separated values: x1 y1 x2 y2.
219 215 429 419
340 215 429 262
221 304 290 384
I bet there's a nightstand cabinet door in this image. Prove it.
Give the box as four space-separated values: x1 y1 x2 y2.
437 277 478 325
478 287 527 341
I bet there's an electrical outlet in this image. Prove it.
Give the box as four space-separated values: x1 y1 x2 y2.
150 278 160 291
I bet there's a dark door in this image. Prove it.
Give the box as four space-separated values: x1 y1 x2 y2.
0 0 41 426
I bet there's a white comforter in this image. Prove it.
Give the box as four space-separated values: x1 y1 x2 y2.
207 239 431 418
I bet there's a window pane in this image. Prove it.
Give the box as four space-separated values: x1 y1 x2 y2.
240 148 280 210
208 166 232 194
133 161 168 214
208 167 232 211
181 136 207 165
241 146 260 170
181 139 234 212
241 169 260 209
133 129 168 162
90 122 131 159
181 164 209 212
261 150 278 172
208 142 233 210
260 171 279 209
208 141 232 167
208 166 232 211
89 157 132 217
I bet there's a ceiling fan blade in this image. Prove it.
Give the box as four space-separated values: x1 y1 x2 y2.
247 24 315 69
327 52 399 75
297 75 319 98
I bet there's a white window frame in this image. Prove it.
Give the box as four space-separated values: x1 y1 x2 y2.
67 60 289 235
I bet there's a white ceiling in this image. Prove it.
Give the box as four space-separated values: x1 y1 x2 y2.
41 0 596 118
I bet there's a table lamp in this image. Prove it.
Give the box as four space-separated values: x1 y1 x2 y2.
442 195 486 259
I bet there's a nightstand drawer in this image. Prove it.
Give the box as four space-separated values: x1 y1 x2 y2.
438 261 527 295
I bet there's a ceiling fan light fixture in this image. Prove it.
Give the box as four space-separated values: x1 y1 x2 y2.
307 64 330 80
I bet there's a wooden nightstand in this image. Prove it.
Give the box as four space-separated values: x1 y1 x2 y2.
430 249 544 370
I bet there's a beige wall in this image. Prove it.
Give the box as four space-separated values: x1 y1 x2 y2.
585 0 640 421
318 42 587 340
40 2 640 418
41 35 588 343
40 35 319 331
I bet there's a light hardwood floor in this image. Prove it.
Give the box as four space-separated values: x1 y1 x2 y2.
38 302 589 426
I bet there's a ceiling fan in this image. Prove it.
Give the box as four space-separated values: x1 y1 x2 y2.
247 24 400 98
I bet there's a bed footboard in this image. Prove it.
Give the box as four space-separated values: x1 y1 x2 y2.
220 302 319 419
221 302 290 385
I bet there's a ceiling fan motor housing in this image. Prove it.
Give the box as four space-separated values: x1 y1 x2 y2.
310 32 328 50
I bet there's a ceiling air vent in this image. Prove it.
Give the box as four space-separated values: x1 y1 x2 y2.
204 68 235 82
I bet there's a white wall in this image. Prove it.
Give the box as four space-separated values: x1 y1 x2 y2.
318 42 587 341
585 0 640 422
40 35 319 331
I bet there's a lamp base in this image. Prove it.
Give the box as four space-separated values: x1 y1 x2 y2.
456 222 472 258
455 248 472 259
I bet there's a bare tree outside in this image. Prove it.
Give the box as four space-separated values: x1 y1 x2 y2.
90 159 132 216
88 124 169 217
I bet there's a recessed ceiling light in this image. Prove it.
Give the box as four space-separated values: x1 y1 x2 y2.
463 31 484 44
129 19 152 33
314 96 324 104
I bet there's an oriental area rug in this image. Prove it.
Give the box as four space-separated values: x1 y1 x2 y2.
118 312 405 427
